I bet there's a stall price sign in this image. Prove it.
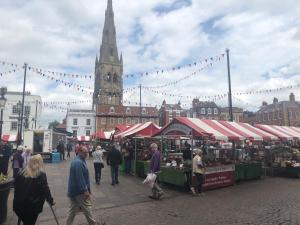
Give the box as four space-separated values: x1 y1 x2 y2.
202 165 235 190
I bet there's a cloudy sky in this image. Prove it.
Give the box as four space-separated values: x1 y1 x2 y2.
0 0 300 127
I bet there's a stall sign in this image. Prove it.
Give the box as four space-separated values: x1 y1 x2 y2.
202 165 235 190
162 123 191 135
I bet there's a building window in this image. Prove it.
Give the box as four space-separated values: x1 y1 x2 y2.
142 118 146 123
73 118 78 125
278 111 282 119
110 118 115 125
73 130 77 136
86 130 91 136
214 108 218 115
12 105 18 114
109 107 115 114
201 108 205 115
118 118 123 124
126 107 131 114
24 106 31 116
101 118 106 125
268 113 271 121
142 108 147 115
86 119 91 126
126 118 131 124
207 108 212 115
11 122 17 131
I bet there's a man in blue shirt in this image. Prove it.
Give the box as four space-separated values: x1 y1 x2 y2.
149 143 164 200
66 146 96 225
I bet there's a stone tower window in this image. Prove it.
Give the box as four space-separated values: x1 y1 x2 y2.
109 106 115 114
106 72 112 81
126 107 131 114
113 73 118 82
110 47 114 56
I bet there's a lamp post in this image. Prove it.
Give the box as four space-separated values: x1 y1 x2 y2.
16 101 22 145
0 87 8 144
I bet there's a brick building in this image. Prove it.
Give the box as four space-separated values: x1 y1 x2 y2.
220 107 243 122
93 0 158 131
158 100 186 126
187 99 221 120
242 93 300 126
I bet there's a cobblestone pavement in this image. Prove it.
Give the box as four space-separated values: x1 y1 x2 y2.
5 156 300 225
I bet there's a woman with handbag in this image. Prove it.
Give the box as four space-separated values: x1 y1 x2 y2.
92 145 104 185
13 154 55 225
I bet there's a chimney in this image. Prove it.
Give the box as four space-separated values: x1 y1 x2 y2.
262 101 268 106
192 99 199 108
289 93 295 102
273 98 278 104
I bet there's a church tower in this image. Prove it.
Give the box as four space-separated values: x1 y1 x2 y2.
93 0 123 108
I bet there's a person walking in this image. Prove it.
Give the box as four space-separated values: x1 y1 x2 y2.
66 146 96 225
22 147 31 169
13 154 55 225
92 146 104 185
192 149 205 196
0 143 12 175
149 143 164 200
67 142 72 158
12 146 24 178
106 145 122 186
123 140 133 175
57 140 65 160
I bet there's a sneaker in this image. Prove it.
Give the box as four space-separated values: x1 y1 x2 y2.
116 180 119 184
157 191 164 199
148 195 158 200
190 187 196 195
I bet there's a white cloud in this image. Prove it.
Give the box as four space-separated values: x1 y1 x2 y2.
0 0 300 127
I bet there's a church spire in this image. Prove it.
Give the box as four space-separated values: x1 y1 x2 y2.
99 0 120 64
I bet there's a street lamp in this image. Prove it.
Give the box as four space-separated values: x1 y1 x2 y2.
0 87 8 144
16 101 22 145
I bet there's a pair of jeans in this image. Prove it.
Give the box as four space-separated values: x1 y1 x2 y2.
194 173 204 194
124 158 131 174
110 165 119 185
13 168 21 179
151 176 163 199
93 163 102 183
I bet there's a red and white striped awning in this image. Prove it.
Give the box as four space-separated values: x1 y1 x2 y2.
115 122 160 139
254 124 298 140
1 134 17 142
219 121 279 141
154 117 244 141
77 136 91 142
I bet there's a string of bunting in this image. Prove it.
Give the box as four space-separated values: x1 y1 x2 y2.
123 53 225 78
142 56 224 89
144 85 229 100
0 60 20 68
28 65 93 80
0 68 21 77
43 99 92 106
233 81 300 96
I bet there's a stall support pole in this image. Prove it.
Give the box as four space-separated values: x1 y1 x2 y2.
134 138 137 175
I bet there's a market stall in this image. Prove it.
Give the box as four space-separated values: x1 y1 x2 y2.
219 121 279 181
152 117 247 190
114 122 160 175
255 124 300 177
